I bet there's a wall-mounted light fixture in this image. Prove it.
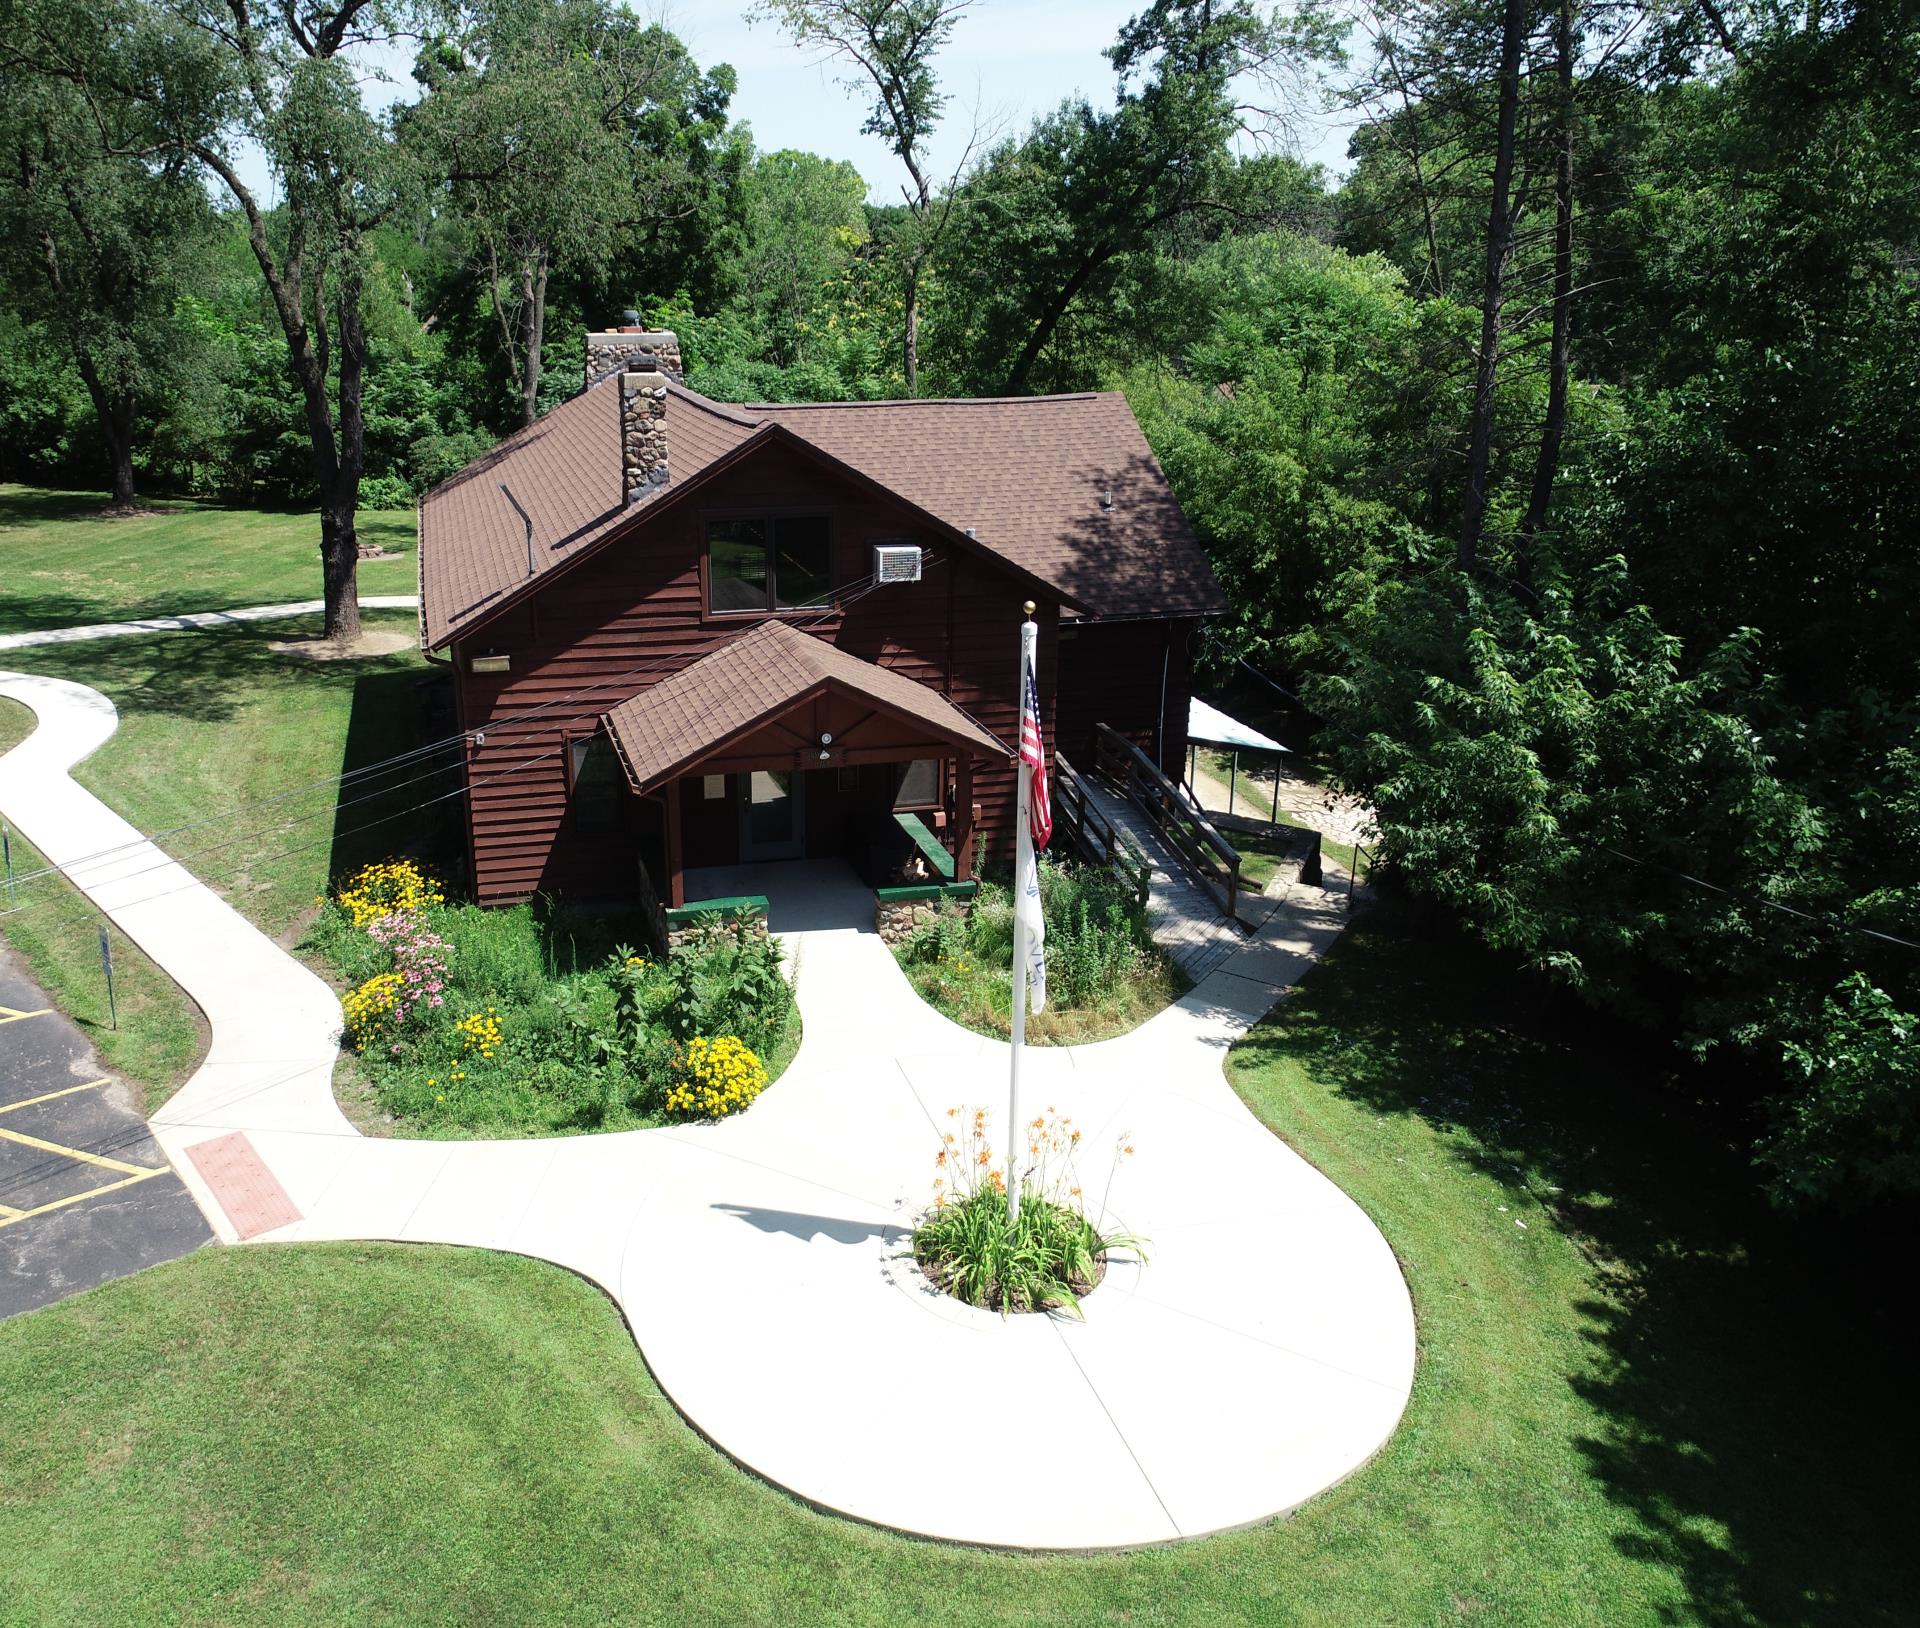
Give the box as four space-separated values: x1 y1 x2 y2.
470 652 511 675
818 730 833 762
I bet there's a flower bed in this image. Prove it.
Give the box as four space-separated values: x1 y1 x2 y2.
309 862 798 1137
911 1106 1143 1316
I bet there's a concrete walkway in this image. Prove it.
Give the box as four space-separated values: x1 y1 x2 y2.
0 667 1414 1551
0 596 421 653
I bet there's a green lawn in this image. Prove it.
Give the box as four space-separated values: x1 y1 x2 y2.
0 613 442 1110
0 484 418 636
1 906 1907 1626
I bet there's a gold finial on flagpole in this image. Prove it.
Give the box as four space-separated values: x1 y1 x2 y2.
1023 600 1035 617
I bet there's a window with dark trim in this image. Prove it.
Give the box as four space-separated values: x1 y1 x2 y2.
708 516 832 613
568 733 621 830
892 758 940 810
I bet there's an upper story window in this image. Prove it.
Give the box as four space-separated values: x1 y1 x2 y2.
708 516 832 614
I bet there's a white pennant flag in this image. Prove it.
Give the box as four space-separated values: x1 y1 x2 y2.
1016 834 1046 1014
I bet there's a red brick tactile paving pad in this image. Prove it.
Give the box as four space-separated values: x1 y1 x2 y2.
186 1132 301 1240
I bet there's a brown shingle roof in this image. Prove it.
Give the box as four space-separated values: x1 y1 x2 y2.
602 620 1011 791
417 376 1223 649
417 383 761 648
753 393 1223 620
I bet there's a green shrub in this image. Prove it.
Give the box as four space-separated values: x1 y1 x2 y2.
661 920 793 1047
902 857 1155 1011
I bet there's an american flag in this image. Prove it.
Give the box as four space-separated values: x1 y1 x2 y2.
1020 660 1052 850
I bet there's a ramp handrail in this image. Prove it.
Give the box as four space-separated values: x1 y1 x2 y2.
1092 723 1243 922
1053 753 1152 905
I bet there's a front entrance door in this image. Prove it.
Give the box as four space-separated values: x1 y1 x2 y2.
739 769 805 861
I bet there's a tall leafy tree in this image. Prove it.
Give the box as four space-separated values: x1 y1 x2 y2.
989 0 1340 396
411 1 740 428
4 0 425 639
0 62 209 507
749 0 976 394
734 149 869 367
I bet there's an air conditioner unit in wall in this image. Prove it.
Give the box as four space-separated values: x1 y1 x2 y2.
873 544 923 584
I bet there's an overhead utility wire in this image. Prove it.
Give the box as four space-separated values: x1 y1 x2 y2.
0 560 907 898
0 566 911 925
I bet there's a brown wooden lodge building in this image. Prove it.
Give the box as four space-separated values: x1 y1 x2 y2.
416 323 1226 912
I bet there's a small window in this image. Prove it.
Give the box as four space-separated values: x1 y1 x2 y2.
893 759 939 809
707 515 832 613
702 774 726 800
569 733 621 830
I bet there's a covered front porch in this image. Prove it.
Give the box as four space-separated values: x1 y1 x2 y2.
603 619 1010 910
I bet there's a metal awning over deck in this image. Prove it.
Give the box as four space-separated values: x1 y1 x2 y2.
1187 697 1287 754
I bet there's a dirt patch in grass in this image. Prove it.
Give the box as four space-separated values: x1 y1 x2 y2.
270 629 416 661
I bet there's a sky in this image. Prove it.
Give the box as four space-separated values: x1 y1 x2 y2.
231 1 1359 206
667 1 1360 202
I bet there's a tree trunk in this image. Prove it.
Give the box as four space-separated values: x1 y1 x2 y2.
323 264 369 642
319 491 362 641
1458 0 1528 572
73 350 138 510
903 259 921 395
1520 0 1578 565
103 391 136 509
520 246 549 429
1002 238 1115 396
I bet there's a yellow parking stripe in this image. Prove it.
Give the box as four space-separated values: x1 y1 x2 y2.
0 1078 111 1118
0 1168 169 1230
0 1124 166 1178
0 1005 52 1025
0 1202 22 1220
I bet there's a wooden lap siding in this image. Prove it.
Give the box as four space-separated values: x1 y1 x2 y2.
453 442 1056 906
1054 617 1197 778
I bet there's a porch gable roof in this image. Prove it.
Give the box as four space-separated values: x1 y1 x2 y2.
602 620 1012 794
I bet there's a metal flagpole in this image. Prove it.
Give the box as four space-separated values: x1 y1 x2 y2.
1008 602 1037 1226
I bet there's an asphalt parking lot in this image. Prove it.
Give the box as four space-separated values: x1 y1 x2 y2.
0 953 210 1320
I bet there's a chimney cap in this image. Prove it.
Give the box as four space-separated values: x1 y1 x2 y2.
619 308 642 328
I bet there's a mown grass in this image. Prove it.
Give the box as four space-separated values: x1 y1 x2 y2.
0 614 441 1110
0 483 418 635
0 906 1909 1625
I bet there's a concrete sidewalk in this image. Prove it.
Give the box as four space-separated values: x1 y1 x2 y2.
0 595 420 653
0 665 1414 1550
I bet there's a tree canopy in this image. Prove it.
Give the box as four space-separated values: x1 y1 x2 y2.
0 0 1913 1206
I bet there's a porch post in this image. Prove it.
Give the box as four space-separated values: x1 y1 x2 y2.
955 754 975 881
663 779 686 908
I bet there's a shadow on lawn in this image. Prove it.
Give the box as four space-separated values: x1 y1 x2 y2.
326 664 460 886
1235 904 1918 1628
6 621 417 725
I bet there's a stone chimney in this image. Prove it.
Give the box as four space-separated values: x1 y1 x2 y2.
585 314 683 389
619 353 669 504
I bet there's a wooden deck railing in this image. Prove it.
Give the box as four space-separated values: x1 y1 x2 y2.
1053 753 1152 906
1092 723 1243 922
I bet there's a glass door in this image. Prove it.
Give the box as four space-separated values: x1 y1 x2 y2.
739 769 805 861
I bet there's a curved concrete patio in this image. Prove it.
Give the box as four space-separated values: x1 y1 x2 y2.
0 665 1415 1550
